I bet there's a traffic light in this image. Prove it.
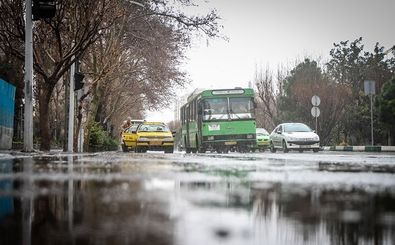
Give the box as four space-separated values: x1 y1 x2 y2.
74 72 85 91
32 0 56 21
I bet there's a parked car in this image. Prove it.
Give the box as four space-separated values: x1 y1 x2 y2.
269 123 320 153
252 128 270 152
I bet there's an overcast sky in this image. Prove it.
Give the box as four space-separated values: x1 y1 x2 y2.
146 0 395 122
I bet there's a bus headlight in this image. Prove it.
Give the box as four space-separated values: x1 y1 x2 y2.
247 134 254 139
207 136 214 141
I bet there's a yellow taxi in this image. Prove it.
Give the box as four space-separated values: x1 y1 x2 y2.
121 124 140 152
122 122 174 153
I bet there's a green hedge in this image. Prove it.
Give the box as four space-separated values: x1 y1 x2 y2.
88 122 118 152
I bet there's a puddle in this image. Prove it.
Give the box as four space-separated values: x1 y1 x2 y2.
0 153 394 245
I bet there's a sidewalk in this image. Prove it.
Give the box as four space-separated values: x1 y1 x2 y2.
322 145 395 152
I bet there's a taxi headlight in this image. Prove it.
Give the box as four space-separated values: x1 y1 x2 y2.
138 137 149 141
163 137 174 141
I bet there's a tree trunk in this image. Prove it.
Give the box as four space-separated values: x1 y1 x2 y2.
39 83 53 151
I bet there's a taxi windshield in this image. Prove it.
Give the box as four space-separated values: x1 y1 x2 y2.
125 125 138 133
138 124 170 132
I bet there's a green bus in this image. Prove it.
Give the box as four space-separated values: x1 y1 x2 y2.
180 88 256 153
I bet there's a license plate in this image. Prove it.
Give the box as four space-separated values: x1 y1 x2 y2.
150 141 162 146
300 145 311 148
225 141 237 145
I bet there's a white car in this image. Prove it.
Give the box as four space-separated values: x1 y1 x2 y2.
269 123 320 153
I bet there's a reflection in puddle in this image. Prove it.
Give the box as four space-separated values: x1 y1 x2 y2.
0 155 394 245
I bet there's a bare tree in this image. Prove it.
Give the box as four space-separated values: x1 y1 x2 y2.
254 65 282 130
0 0 117 150
78 0 222 149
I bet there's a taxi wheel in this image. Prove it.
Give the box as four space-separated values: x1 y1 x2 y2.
122 143 128 152
165 147 174 153
313 148 319 153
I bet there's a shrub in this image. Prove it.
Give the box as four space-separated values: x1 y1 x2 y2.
88 122 118 152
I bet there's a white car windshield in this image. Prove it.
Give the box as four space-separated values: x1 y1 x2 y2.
283 123 312 132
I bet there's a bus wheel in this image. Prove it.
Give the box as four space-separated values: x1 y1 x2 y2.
191 148 197 153
186 148 191 154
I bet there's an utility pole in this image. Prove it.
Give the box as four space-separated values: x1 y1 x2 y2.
67 60 75 152
24 0 34 152
364 80 375 146
370 93 374 145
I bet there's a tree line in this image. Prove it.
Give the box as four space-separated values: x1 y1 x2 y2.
0 0 222 151
255 38 395 146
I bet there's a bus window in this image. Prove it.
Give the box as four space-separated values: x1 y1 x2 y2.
191 101 195 122
186 105 190 122
181 107 184 125
193 100 197 121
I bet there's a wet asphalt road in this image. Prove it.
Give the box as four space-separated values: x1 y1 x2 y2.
0 151 395 245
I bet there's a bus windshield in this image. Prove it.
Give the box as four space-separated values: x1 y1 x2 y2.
202 97 254 121
203 98 228 120
229 97 254 119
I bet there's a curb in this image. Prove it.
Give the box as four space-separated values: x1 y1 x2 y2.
322 146 395 152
